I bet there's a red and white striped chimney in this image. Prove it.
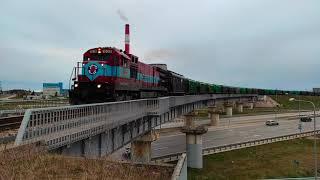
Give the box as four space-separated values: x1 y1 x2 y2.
125 24 130 54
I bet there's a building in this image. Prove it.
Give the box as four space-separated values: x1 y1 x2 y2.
43 82 63 97
313 88 320 93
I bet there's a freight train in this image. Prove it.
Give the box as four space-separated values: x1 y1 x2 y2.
69 24 318 104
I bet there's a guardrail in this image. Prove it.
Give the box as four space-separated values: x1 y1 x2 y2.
152 130 320 163
171 153 187 180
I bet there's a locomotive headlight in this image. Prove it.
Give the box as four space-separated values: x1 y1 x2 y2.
97 84 101 88
74 84 78 88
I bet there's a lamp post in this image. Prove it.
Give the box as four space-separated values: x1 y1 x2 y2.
289 98 317 179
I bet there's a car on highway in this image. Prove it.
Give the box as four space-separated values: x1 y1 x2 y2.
265 120 279 126
300 116 312 122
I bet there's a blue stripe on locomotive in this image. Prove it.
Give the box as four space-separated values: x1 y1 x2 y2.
82 62 159 83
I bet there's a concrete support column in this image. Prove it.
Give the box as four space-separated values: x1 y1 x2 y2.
209 111 220 126
207 106 216 115
247 101 254 110
216 101 224 113
208 99 215 107
232 101 236 109
221 105 225 113
184 113 195 128
236 102 243 113
208 105 220 126
225 103 233 117
131 130 159 163
182 126 208 169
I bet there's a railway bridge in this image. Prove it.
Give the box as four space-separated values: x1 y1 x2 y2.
14 94 257 160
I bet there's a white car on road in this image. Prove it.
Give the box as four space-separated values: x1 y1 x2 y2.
265 120 279 126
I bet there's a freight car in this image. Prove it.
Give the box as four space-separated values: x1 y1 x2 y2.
69 24 319 104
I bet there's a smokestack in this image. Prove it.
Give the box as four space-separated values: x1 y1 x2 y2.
125 24 130 54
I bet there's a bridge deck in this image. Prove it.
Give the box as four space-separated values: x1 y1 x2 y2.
14 94 257 156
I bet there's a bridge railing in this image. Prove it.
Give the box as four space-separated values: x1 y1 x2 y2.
15 98 166 149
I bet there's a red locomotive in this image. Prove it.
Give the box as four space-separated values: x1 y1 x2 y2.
69 24 165 104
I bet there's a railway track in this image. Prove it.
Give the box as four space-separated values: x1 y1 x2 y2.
0 115 23 131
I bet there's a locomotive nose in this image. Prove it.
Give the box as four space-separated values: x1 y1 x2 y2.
84 62 102 81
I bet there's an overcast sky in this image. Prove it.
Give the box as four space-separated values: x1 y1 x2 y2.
1 0 320 91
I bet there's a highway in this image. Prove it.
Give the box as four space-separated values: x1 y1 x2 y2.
151 112 319 158
108 112 318 160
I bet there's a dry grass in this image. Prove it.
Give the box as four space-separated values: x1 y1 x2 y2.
0 144 173 180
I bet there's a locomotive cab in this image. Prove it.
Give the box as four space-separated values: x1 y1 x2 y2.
70 47 132 104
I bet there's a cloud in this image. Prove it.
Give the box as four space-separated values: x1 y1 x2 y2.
1 0 320 91
116 9 128 22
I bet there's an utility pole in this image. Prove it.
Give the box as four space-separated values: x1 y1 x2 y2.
0 81 2 94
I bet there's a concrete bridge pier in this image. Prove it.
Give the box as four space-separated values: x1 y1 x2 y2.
207 99 216 107
131 130 159 163
217 101 225 113
247 101 254 110
182 125 208 169
207 105 216 115
208 110 220 126
236 102 244 113
224 103 233 117
232 101 236 109
184 113 195 128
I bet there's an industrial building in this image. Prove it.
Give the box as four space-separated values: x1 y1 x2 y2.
313 88 320 93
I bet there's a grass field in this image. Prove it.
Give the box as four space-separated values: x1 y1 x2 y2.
189 138 320 179
270 95 320 110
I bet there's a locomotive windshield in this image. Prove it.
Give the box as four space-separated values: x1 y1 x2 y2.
83 48 113 61
84 53 112 61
